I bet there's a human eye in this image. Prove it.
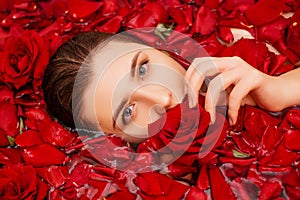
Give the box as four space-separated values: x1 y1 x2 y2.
138 60 149 79
122 104 134 125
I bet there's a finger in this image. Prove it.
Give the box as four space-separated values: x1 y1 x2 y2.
185 57 242 108
227 78 254 125
185 58 220 108
185 57 237 81
205 69 241 123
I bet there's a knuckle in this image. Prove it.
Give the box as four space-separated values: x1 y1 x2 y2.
232 56 242 63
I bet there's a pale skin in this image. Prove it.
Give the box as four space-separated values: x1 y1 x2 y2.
186 57 300 125
91 41 300 143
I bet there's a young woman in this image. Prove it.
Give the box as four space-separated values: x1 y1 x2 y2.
42 31 300 143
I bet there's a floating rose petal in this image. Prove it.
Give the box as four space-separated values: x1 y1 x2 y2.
284 129 300 151
0 101 19 137
196 164 209 190
259 180 282 200
39 120 75 147
286 8 300 58
22 143 67 167
0 128 9 147
67 0 103 20
186 187 207 200
191 5 217 35
210 166 235 199
96 16 123 33
0 148 22 165
217 26 234 43
36 165 69 188
245 0 285 25
15 130 43 147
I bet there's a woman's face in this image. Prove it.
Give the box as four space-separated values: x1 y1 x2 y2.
92 41 186 143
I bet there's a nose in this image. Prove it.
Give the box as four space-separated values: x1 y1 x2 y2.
132 84 178 110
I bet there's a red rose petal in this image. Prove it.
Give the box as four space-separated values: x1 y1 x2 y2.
36 166 69 188
284 130 300 151
65 162 91 188
259 180 282 200
169 5 193 32
221 0 255 12
186 187 207 200
67 0 103 19
39 120 75 147
36 178 49 200
261 126 283 154
0 128 9 147
217 26 234 43
209 166 235 200
258 16 290 44
168 163 197 178
259 145 299 167
0 148 22 165
286 8 300 58
96 16 123 33
245 0 285 25
285 186 300 199
135 172 164 195
191 5 217 35
0 86 14 103
15 130 43 147
143 2 167 23
106 190 136 200
22 143 67 167
286 109 300 129
125 11 156 29
0 101 18 137
220 157 256 166
197 164 209 190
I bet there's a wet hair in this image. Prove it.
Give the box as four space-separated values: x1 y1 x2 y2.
42 31 142 131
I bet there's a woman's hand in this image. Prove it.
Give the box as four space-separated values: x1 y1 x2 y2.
185 56 293 125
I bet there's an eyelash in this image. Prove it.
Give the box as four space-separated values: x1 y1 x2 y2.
122 104 134 125
137 60 149 80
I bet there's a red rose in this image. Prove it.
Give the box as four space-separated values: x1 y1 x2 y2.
0 165 48 200
0 30 49 90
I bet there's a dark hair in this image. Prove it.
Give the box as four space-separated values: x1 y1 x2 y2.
42 31 143 131
42 32 112 129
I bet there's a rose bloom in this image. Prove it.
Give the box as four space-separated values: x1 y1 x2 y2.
0 165 48 200
0 30 49 90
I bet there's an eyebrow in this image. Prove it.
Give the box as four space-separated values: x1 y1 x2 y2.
112 51 141 129
130 51 142 78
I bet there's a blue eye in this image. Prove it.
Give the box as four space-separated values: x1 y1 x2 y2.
138 61 148 78
122 105 133 125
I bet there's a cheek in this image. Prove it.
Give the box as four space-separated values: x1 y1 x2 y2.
133 104 155 127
